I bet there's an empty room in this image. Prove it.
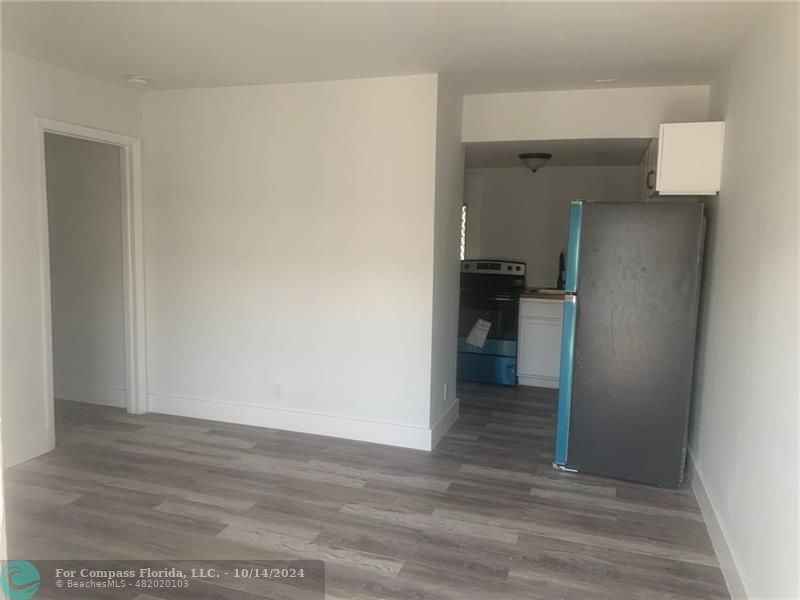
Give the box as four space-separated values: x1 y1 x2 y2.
1 2 797 599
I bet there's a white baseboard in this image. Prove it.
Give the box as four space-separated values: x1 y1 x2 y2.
148 392 438 451
688 450 749 599
430 398 460 449
55 380 127 408
518 374 559 389
3 426 54 468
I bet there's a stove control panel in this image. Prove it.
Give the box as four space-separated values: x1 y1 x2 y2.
461 260 526 275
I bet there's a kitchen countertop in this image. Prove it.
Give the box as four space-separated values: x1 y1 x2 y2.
520 289 567 300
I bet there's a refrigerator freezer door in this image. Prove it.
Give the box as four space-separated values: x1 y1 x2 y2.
566 202 704 487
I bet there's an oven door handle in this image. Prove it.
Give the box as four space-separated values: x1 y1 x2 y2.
461 295 518 302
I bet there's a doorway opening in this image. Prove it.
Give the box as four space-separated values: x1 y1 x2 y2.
36 119 146 447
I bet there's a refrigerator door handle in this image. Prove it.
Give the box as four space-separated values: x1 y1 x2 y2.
565 201 583 293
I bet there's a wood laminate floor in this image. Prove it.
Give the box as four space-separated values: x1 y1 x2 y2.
5 384 728 599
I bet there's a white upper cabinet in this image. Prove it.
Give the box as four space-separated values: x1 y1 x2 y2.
643 122 725 196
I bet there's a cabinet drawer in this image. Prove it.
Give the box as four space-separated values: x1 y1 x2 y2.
520 299 564 321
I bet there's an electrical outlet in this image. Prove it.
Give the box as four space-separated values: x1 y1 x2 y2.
272 382 284 399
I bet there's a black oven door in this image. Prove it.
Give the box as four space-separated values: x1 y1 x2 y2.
458 291 520 342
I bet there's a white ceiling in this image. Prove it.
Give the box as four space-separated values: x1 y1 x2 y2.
1 2 763 92
465 138 652 168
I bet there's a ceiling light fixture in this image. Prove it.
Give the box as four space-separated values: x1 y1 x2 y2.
125 75 149 87
518 153 552 173
595 78 616 83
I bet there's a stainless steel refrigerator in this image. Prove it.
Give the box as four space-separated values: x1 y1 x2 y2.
554 200 705 487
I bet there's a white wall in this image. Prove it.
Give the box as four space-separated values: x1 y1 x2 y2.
429 77 464 438
142 74 443 449
690 5 798 599
462 85 710 142
465 166 639 288
45 134 126 408
1 50 142 467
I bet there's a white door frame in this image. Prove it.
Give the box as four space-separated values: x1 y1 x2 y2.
35 117 148 429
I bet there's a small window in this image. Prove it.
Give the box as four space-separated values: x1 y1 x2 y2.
460 204 467 260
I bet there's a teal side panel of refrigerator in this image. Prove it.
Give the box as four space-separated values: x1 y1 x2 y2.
555 295 577 465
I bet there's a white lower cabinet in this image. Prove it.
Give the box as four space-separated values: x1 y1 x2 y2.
517 298 563 388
